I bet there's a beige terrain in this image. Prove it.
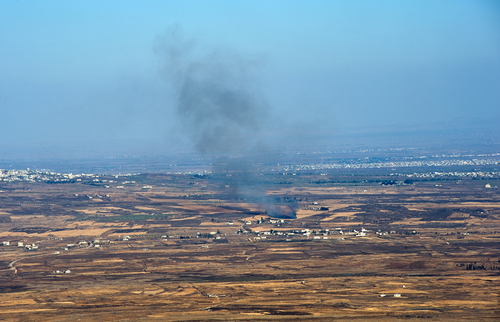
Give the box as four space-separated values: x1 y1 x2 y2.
0 174 499 321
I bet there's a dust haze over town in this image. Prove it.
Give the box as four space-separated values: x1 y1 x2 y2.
1 1 500 321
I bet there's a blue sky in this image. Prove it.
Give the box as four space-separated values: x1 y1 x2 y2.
1 0 499 156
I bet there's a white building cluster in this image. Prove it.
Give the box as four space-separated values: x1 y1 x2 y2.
394 170 499 179
277 158 500 172
0 169 103 183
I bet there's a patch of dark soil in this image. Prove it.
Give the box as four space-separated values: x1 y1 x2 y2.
0 283 29 293
386 261 427 269
0 215 11 223
167 219 202 227
332 302 355 308
113 229 148 234
416 222 467 228
343 203 473 224
213 238 229 243
177 239 210 245
9 227 51 234
52 228 76 232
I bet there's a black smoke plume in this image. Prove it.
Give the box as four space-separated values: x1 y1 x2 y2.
156 26 296 219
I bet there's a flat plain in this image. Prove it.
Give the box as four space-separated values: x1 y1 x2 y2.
0 172 499 321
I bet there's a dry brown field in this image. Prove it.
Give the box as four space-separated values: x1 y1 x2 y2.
0 174 499 321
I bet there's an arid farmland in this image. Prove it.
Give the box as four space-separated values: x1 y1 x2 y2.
0 172 499 321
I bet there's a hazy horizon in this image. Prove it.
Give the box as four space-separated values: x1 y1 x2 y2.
1 1 499 161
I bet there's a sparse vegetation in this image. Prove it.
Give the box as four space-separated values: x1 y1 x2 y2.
0 170 499 321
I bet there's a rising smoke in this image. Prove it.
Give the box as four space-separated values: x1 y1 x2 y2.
156 26 296 218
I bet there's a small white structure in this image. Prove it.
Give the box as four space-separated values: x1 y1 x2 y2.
394 293 402 297
2 241 9 246
18 242 24 247
64 269 71 274
379 294 386 297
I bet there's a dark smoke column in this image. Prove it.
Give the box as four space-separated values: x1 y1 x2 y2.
156 27 266 154
156 27 296 219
